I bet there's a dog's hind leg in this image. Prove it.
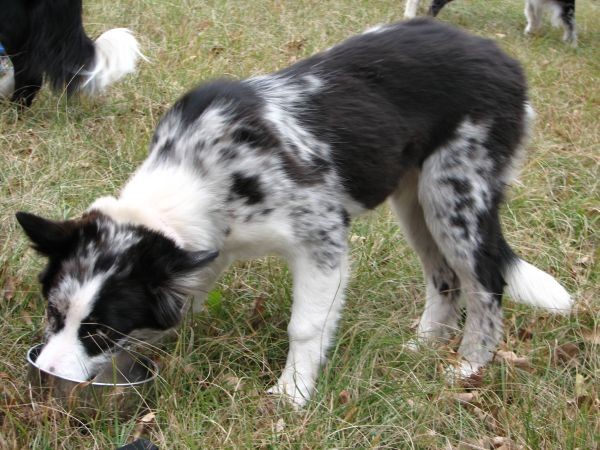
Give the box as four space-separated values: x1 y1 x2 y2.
524 0 544 35
389 170 461 344
418 119 512 379
558 0 577 45
428 0 455 17
404 0 421 19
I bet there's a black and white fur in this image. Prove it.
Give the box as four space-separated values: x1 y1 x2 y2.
0 0 143 107
404 0 577 46
17 19 572 406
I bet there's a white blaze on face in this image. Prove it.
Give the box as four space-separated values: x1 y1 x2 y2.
36 275 110 381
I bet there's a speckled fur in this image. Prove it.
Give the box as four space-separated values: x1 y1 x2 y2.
17 19 571 405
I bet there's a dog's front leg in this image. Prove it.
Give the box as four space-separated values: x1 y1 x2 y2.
268 247 349 407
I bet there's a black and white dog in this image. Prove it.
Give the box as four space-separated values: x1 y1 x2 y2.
404 0 577 45
0 0 142 107
17 19 571 407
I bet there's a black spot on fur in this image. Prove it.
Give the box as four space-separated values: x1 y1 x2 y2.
231 172 264 205
219 147 238 162
157 138 174 156
450 214 470 239
279 151 330 185
455 196 474 211
232 125 280 149
340 209 350 228
443 177 472 196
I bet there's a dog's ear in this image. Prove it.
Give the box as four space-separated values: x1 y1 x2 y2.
15 212 77 256
169 249 220 274
148 247 219 330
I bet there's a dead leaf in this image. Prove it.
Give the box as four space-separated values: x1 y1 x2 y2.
349 234 366 244
338 389 351 404
139 411 156 423
575 255 591 266
343 405 358 422
472 405 500 434
284 38 307 53
491 436 519 449
249 295 267 329
452 392 479 404
2 275 17 301
221 374 244 392
516 326 533 341
460 370 484 389
257 395 276 415
210 46 225 57
133 411 156 440
494 350 534 371
274 418 285 433
582 328 600 345
553 342 580 366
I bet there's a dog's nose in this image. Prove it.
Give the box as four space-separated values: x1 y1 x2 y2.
48 366 56 373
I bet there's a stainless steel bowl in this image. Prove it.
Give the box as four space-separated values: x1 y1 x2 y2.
27 344 158 418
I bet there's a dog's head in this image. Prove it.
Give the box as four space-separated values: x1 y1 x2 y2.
16 211 217 381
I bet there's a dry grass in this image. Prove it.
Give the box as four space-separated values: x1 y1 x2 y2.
1 0 598 448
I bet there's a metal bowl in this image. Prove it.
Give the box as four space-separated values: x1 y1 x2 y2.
27 344 158 418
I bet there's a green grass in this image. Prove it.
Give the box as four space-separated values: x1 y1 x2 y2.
1 0 598 448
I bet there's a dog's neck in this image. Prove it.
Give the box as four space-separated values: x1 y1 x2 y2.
88 163 228 251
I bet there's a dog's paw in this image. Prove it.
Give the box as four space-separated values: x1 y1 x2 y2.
266 378 311 409
403 338 422 352
445 362 484 386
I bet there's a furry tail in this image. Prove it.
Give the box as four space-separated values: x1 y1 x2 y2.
81 28 145 95
502 248 572 313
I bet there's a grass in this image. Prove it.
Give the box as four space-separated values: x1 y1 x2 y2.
1 0 598 448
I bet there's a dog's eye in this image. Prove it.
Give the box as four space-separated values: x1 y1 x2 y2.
46 304 65 332
79 320 122 355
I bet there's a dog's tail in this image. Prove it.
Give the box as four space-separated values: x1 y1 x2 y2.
80 28 145 95
500 238 572 313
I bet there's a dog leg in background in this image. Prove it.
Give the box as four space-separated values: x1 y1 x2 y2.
404 0 421 19
7 49 43 107
81 28 145 96
553 0 577 45
428 0 455 17
524 0 544 35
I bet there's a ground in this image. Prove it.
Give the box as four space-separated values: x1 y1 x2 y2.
0 0 598 448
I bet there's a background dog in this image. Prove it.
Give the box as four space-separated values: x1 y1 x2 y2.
0 0 143 107
404 0 577 45
17 19 571 406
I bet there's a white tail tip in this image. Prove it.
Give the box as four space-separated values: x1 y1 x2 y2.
504 259 572 313
82 28 145 95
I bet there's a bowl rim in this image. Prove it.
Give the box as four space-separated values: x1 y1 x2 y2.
27 343 159 387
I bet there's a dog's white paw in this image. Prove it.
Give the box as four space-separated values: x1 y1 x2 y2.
403 338 422 352
445 361 483 385
266 376 312 409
